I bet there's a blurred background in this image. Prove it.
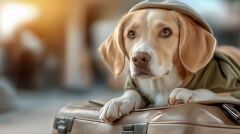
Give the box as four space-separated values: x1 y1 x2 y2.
0 0 239 133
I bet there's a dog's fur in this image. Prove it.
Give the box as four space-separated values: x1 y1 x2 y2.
99 9 240 122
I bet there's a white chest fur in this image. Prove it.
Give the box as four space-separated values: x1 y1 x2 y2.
135 68 183 106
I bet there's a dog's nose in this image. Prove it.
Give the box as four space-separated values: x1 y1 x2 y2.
132 52 151 67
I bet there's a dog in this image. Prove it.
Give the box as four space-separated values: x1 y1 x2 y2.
98 0 240 122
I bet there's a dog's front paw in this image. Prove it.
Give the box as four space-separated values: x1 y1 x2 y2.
168 88 194 105
99 97 135 123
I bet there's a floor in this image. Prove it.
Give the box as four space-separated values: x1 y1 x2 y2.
0 86 122 134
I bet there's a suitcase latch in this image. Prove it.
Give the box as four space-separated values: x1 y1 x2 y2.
122 123 148 134
53 117 75 134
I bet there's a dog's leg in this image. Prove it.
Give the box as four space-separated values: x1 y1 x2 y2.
169 88 239 105
99 90 145 122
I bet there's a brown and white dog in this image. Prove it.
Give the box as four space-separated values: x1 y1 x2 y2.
98 4 240 122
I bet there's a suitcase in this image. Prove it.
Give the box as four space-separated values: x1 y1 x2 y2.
52 100 240 134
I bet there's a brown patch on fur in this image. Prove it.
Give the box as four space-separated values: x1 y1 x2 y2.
172 48 194 87
177 14 216 73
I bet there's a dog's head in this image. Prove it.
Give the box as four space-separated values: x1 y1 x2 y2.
99 9 216 79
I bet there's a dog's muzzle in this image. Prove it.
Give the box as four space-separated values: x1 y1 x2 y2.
131 52 152 76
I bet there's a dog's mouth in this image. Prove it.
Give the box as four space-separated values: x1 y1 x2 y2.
133 67 170 79
135 72 154 78
133 67 154 78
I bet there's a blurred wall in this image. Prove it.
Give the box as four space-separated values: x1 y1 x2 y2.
0 0 140 90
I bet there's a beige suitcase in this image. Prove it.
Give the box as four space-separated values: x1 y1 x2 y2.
52 100 240 134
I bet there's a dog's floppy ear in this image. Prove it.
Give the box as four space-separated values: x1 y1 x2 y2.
177 15 216 73
98 16 127 76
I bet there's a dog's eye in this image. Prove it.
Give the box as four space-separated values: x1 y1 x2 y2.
127 30 136 40
161 27 172 38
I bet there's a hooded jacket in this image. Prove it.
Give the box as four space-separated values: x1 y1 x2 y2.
124 0 240 102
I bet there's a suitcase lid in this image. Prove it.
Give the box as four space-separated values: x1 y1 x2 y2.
54 100 240 125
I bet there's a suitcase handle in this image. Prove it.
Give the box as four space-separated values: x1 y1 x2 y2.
222 104 240 124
